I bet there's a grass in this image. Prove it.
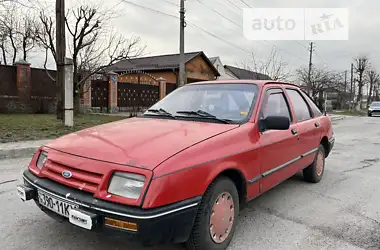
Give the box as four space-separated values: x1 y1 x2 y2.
0 114 126 143
332 109 368 116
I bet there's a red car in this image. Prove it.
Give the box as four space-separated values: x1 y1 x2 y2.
17 80 334 250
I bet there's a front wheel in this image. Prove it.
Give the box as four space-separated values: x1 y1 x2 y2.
186 177 239 250
303 145 326 183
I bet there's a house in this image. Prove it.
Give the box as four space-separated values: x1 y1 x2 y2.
108 51 220 88
208 57 235 80
224 65 272 80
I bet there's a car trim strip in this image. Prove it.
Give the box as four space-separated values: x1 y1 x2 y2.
248 147 319 184
23 177 199 220
248 175 262 184
262 156 302 177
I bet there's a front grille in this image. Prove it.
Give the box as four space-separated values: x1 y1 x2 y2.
43 160 103 193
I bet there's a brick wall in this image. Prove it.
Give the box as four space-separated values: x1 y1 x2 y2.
0 63 57 114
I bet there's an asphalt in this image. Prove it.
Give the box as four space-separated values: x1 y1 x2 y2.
1 116 380 250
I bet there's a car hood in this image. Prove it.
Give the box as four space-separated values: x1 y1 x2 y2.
45 117 239 170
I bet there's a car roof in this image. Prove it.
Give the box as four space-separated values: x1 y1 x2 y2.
188 79 300 88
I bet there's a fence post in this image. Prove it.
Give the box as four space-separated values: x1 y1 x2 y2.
15 59 31 112
81 76 92 113
157 77 167 100
107 71 118 113
64 58 74 127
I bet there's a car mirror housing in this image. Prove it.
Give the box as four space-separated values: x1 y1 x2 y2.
259 116 290 132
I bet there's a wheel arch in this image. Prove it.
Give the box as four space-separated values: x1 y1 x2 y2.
321 136 330 157
208 168 248 209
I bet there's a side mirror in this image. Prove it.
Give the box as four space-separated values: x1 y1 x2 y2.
259 116 290 132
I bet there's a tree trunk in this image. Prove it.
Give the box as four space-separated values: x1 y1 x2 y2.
74 93 81 115
357 73 364 110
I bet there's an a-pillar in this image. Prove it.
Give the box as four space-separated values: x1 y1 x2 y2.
157 77 167 100
15 59 32 112
108 71 118 113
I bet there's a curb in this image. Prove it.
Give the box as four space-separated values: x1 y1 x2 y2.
0 146 39 160
0 140 51 160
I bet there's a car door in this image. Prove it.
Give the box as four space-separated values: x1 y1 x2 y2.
258 87 301 193
284 88 321 166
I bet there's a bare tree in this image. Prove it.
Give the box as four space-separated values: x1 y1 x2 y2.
0 2 38 64
35 2 145 113
296 66 336 98
354 56 369 110
367 69 380 105
0 4 19 64
241 47 292 81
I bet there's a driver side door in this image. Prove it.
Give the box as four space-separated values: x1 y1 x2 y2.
258 87 301 193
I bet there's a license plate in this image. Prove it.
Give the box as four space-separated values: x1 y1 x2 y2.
17 186 27 201
38 191 78 218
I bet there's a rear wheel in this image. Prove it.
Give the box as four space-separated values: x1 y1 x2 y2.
186 177 239 250
303 145 325 183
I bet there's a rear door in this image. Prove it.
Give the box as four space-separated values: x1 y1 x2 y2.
284 87 321 166
258 87 301 192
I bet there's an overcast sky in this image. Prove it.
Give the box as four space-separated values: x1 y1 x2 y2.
27 0 380 75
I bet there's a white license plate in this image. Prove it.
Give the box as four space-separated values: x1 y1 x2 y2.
17 186 27 201
38 191 78 218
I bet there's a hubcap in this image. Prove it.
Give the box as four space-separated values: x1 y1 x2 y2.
209 192 235 244
316 151 324 176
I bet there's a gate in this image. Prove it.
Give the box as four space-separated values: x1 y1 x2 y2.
91 80 109 112
117 71 160 112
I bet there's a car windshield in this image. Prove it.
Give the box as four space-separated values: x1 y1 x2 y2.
371 102 380 107
144 83 259 123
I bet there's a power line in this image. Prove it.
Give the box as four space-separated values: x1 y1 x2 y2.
123 0 178 19
123 0 252 54
187 21 251 54
195 0 241 28
222 0 242 11
160 0 179 7
238 0 251 7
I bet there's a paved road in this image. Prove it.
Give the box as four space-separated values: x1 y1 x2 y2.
1 116 380 250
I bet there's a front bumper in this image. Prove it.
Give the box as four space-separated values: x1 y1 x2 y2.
18 170 201 246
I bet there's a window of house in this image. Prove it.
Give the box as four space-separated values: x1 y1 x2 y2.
285 89 313 122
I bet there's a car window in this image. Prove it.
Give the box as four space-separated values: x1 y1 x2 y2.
262 92 292 121
285 89 313 122
301 91 323 116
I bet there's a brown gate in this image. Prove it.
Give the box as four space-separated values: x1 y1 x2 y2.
117 71 160 113
91 80 109 112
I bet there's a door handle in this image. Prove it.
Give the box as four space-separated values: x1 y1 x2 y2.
291 129 298 135
315 122 320 128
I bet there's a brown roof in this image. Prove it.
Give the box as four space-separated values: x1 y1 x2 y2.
108 51 220 76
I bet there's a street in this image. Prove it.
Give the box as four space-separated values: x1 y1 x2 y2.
1 116 380 250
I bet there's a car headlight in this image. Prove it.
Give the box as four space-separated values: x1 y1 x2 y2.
108 172 146 199
36 151 48 169
369 108 373 111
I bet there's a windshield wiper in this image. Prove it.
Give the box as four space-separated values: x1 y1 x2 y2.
145 108 175 118
176 110 233 124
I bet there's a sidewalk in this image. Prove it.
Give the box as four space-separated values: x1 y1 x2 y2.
0 140 51 160
329 114 346 121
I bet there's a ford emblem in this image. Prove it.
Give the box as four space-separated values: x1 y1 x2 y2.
62 170 73 179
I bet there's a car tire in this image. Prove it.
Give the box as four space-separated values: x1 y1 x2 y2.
303 145 325 183
368 113 372 117
186 177 239 250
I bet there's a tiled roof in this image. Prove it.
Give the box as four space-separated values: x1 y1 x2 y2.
108 51 219 76
224 65 272 80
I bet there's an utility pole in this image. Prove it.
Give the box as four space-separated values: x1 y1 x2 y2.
343 70 347 109
56 0 66 122
179 0 185 87
307 42 314 95
350 63 354 110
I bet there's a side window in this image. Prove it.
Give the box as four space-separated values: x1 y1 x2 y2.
285 89 313 122
301 91 323 116
262 92 292 121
